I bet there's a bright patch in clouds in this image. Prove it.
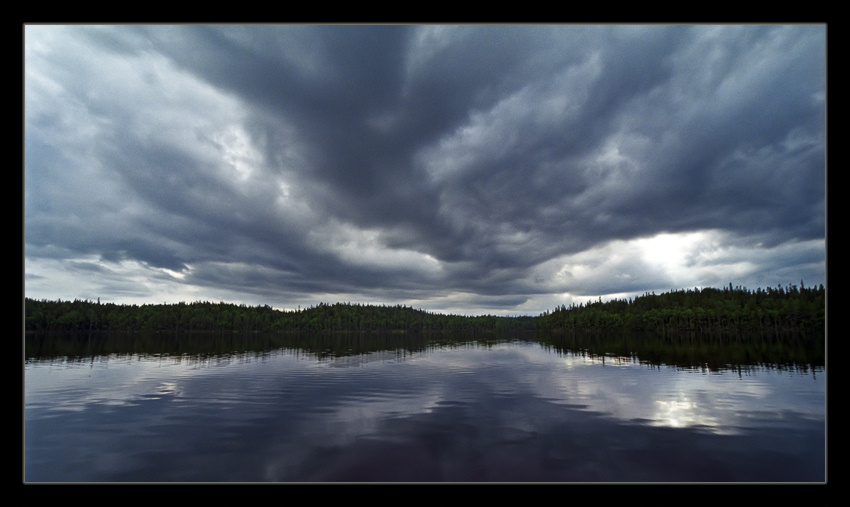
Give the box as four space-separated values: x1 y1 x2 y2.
529 229 823 309
634 232 709 281
214 125 261 183
312 220 443 276
25 256 203 305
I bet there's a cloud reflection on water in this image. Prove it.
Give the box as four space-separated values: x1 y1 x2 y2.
25 339 825 482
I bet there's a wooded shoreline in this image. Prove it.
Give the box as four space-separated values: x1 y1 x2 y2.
25 283 824 338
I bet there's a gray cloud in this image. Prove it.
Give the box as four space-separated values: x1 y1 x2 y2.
24 24 826 314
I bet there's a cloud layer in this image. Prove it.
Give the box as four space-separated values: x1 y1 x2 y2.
24 25 826 314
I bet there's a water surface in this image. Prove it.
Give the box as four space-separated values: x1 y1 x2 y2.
24 333 825 482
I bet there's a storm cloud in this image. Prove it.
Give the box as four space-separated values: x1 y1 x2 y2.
24 24 826 314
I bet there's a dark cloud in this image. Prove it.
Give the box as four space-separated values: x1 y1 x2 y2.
24 25 826 314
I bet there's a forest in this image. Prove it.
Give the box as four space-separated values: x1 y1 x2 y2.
24 282 824 338
535 282 825 337
24 298 532 335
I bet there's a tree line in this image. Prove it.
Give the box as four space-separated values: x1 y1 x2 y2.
535 282 824 337
23 299 533 335
24 282 824 337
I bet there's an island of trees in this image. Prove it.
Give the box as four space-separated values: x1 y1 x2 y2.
24 282 824 339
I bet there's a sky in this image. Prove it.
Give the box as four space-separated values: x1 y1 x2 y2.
23 24 827 316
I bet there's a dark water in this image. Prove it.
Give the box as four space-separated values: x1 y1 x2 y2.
24 332 825 483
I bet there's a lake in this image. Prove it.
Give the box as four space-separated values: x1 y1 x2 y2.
24 331 825 483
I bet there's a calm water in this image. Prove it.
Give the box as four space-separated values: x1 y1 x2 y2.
24 332 825 483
